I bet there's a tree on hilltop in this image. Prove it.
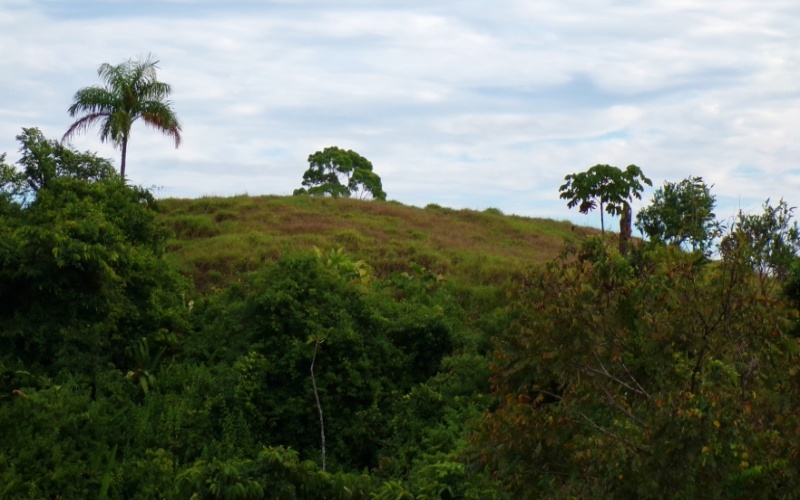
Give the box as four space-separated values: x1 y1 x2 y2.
559 164 651 254
635 176 719 254
294 146 386 200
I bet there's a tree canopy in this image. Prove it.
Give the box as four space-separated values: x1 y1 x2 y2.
0 129 187 374
635 176 718 253
727 198 800 283
294 146 387 200
476 230 800 498
559 164 652 253
15 127 117 193
62 54 182 178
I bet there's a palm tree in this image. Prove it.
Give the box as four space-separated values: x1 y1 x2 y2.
62 54 182 178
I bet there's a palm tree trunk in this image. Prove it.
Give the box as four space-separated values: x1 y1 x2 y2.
120 136 128 178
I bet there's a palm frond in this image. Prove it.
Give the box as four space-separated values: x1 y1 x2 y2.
67 87 118 116
62 113 110 143
140 103 182 147
138 80 173 101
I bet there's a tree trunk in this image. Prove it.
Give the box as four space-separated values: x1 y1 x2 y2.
600 201 605 235
120 135 128 179
619 202 632 255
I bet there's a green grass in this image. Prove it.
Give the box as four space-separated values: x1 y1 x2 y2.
158 195 597 293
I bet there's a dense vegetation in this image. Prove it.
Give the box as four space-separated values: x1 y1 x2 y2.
3 127 800 499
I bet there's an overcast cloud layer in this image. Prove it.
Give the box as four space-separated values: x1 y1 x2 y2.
2 0 800 227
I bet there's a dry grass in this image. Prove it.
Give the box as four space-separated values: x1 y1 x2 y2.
158 195 598 293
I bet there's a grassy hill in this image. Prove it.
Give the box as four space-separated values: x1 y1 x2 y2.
158 194 595 293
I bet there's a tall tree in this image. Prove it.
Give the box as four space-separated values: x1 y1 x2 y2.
559 164 651 254
294 146 387 200
62 54 182 178
635 176 718 254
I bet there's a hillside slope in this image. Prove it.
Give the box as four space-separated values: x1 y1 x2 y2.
158 195 595 292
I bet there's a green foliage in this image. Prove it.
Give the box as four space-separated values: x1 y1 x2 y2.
175 446 377 499
783 259 800 337
2 147 677 498
0 371 133 499
63 53 182 177
0 133 511 497
726 198 800 283
9 143 800 499
635 176 719 253
16 127 117 192
0 130 188 374
125 337 166 395
296 146 387 200
314 245 374 285
483 207 504 216
559 164 652 241
0 153 26 217
476 235 800 498
380 357 491 462
187 254 460 470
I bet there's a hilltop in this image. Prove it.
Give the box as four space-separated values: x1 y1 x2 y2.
158 194 596 293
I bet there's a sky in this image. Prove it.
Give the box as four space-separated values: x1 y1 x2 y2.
2 0 800 229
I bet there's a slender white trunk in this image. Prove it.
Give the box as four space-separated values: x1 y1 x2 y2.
310 339 326 471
